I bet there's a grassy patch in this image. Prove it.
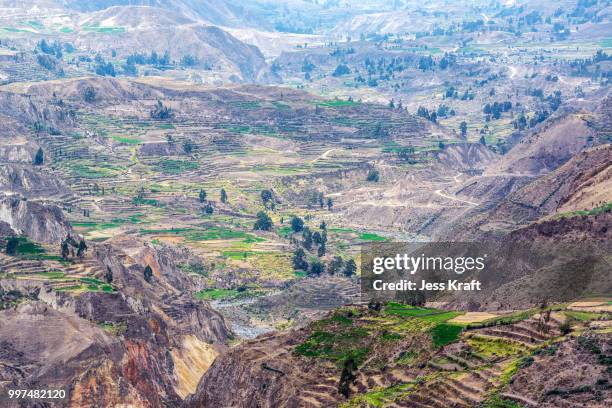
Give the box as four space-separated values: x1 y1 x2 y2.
564 310 610 321
555 202 611 219
67 162 124 179
316 99 358 108
272 101 290 110
467 335 526 358
359 232 387 242
342 383 416 408
81 25 125 34
36 271 66 279
195 288 243 301
481 395 523 408
111 135 141 145
152 159 198 174
384 303 441 318
99 321 127 336
295 329 370 365
431 324 463 347
6 237 45 256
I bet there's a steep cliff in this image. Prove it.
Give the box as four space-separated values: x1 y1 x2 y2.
0 195 71 244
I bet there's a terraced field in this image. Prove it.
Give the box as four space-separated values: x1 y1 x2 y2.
286 303 611 408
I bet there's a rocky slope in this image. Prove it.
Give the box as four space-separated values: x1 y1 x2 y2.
0 195 71 243
0 237 232 407
185 302 612 408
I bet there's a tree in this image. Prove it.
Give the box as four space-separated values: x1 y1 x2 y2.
291 216 304 233
338 356 357 398
33 148 44 165
37 54 57 71
328 256 344 275
5 237 19 255
204 203 214 214
303 228 313 250
343 259 357 277
61 240 70 260
460 121 468 138
312 231 322 245
150 100 173 120
220 188 228 203
83 86 96 103
320 221 327 230
254 211 273 231
182 139 194 154
77 240 87 258
317 242 326 257
327 198 333 210
292 248 308 271
143 265 153 282
199 189 207 203
104 266 113 284
479 136 487 146
332 64 351 77
309 259 324 276
366 169 379 182
261 190 273 208
180 54 198 67
123 60 137 76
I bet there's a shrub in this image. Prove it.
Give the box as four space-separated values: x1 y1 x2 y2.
83 86 96 103
366 169 379 182
143 265 153 282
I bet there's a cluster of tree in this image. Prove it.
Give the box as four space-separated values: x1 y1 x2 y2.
38 39 63 58
552 22 570 40
444 86 475 100
417 106 437 123
126 50 171 67
438 53 457 70
397 145 417 162
293 246 356 278
512 110 551 131
150 100 174 120
60 235 87 260
545 74 559 82
483 101 512 120
418 55 435 71
94 54 115 77
301 59 316 73
372 122 389 138
36 54 58 71
198 188 224 214
435 104 455 118
180 54 198 67
329 47 355 57
305 191 332 210
462 19 485 32
568 50 611 78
